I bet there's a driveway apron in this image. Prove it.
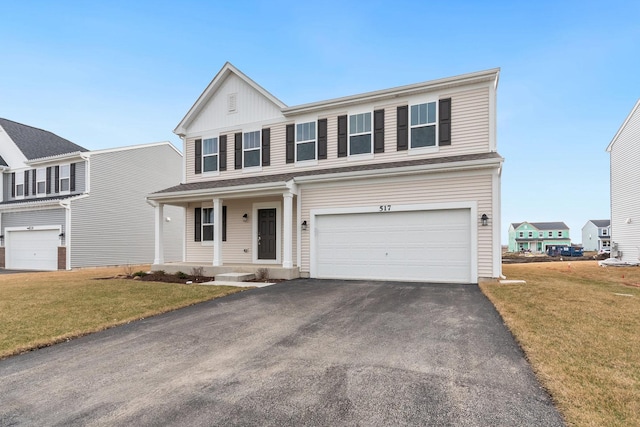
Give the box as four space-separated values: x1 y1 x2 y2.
0 279 564 426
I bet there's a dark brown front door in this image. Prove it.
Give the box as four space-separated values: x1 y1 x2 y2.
258 208 277 260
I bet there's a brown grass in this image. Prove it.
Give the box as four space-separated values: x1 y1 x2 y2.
481 261 640 427
0 266 245 359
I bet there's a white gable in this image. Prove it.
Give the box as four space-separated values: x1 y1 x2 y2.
187 73 284 135
0 124 28 168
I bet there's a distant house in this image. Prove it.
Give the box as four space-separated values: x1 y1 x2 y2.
507 221 571 253
0 118 184 270
606 99 640 262
581 220 610 252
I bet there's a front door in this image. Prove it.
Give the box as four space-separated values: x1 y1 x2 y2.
258 208 277 260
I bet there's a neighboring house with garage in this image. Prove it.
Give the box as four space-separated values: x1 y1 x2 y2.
606 98 640 262
0 118 184 270
507 221 571 253
581 219 610 252
148 62 503 283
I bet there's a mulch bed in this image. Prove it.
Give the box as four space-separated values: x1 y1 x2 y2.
100 272 287 285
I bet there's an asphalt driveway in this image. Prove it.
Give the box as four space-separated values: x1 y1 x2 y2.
0 279 564 426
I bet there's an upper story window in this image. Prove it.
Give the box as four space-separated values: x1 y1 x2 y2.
203 137 219 172
59 164 70 193
528 231 533 238
518 231 523 238
202 208 214 241
296 122 316 162
36 168 46 195
558 231 563 237
15 172 24 198
410 102 436 148
602 228 608 236
243 131 261 168
539 232 543 238
349 112 372 155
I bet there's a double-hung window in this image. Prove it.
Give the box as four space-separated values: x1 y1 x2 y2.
548 231 553 237
202 208 214 241
60 164 70 192
203 137 218 172
410 102 436 148
243 131 261 167
349 112 372 155
15 172 24 198
296 122 316 161
36 168 46 195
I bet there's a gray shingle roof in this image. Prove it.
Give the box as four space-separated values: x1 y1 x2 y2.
0 118 88 160
511 221 569 230
0 155 7 167
152 152 503 195
590 219 610 227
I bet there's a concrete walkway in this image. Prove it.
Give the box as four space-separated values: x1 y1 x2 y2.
0 279 564 426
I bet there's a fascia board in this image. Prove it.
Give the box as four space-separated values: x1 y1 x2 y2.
282 68 500 116
607 98 640 152
293 157 503 184
25 151 87 166
147 181 291 204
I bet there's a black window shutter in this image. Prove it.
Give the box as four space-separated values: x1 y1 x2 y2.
222 206 227 242
194 139 202 174
234 132 243 169
439 98 452 146
70 163 76 192
397 106 408 151
285 124 295 164
374 109 385 153
194 208 202 242
337 115 347 157
32 169 37 194
46 167 52 194
11 173 15 197
219 135 227 171
54 166 60 193
262 128 270 166
318 119 327 160
24 171 29 196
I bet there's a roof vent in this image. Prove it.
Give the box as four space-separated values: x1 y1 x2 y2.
227 93 237 113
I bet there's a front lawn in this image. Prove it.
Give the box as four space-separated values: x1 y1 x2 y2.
0 266 245 359
481 261 640 427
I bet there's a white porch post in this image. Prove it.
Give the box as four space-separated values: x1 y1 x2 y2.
154 203 164 265
283 192 293 268
213 198 222 266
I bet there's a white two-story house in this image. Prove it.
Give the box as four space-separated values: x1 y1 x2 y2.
0 118 184 270
148 63 503 283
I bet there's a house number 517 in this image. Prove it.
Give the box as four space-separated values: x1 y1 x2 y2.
379 205 391 212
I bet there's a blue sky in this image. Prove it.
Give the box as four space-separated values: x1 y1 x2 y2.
2 1 639 244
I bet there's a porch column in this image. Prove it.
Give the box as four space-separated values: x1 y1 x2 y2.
283 192 293 268
154 203 164 265
213 198 222 266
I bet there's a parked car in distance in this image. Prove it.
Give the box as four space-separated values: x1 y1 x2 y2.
560 247 584 257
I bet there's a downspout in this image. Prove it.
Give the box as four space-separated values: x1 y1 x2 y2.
59 198 72 270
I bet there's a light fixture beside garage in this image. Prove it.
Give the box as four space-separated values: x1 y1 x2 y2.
481 214 489 226
243 213 249 222
301 220 308 231
0 235 3 246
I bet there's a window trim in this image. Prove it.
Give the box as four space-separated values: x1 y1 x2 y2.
518 231 523 238
348 111 373 158
201 207 214 244
409 101 437 151
14 172 25 199
59 164 71 194
295 120 318 165
242 129 262 170
36 168 46 196
202 136 219 175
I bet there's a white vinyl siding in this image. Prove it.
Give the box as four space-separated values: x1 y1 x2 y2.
609 101 640 263
70 144 184 267
300 170 495 278
1 208 66 235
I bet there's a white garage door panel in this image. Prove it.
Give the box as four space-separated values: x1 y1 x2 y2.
7 229 59 271
315 209 471 283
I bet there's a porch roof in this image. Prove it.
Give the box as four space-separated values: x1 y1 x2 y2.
148 152 503 202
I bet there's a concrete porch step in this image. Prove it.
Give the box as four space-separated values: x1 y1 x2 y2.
215 272 255 282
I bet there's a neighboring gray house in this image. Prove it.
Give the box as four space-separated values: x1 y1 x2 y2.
606 99 640 262
148 62 503 283
581 220 610 252
0 118 184 270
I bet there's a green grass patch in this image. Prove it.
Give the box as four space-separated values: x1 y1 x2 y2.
0 266 245 359
481 261 640 427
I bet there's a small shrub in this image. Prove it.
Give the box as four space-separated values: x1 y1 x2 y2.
133 271 147 277
175 271 188 279
255 267 269 281
152 270 165 276
191 266 204 279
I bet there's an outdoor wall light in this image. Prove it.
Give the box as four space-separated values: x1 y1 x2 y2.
243 213 248 222
0 235 4 245
301 220 308 231
58 232 65 238
481 214 489 226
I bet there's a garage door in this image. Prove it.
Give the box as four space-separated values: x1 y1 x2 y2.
6 229 59 271
314 209 471 283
